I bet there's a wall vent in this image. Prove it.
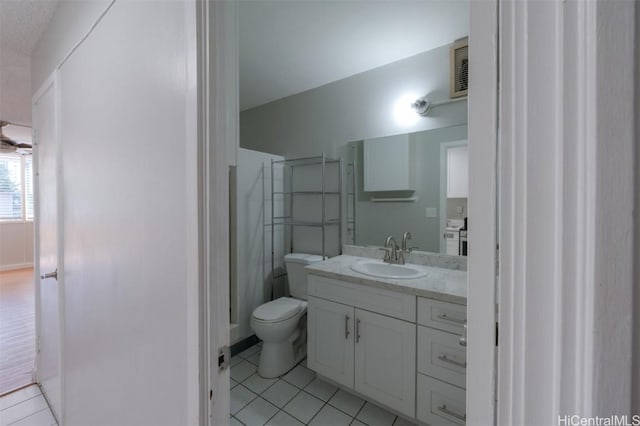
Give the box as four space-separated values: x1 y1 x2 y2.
450 38 469 98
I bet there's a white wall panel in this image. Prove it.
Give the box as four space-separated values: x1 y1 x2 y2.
56 2 199 424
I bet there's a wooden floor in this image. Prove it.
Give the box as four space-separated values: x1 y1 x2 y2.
0 384 57 426
0 268 36 396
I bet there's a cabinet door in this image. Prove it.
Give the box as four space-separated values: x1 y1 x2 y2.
447 145 468 198
354 309 416 418
364 134 414 192
307 297 354 389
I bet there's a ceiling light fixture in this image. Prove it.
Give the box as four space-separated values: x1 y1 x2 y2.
0 121 32 154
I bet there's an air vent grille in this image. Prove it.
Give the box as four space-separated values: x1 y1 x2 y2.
450 39 469 98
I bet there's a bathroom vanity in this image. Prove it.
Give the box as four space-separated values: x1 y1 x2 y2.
305 254 467 425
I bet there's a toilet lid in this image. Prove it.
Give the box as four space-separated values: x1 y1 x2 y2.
253 298 302 322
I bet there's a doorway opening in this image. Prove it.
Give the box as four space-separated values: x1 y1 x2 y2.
0 123 36 396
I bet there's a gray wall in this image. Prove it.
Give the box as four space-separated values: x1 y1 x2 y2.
352 125 468 252
240 43 467 159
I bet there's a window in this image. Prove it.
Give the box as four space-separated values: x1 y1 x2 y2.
0 154 34 221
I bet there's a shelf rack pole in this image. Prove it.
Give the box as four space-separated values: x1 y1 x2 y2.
338 158 343 254
352 145 356 244
271 158 275 301
321 153 326 260
289 164 294 254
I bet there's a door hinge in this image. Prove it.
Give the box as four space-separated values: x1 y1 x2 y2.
218 346 230 371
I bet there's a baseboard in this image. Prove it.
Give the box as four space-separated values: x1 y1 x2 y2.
0 262 34 272
231 335 260 357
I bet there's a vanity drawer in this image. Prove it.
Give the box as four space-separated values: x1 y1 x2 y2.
417 374 466 426
308 275 416 322
417 326 466 389
417 297 466 335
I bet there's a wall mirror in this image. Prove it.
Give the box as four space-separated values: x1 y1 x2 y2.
343 123 468 256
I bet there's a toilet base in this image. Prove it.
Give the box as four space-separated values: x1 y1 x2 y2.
258 329 307 378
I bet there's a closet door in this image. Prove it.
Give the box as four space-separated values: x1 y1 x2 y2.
56 2 202 424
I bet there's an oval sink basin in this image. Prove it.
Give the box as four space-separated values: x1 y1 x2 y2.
350 259 427 280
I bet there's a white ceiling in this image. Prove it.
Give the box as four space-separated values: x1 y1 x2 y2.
0 0 59 125
239 0 468 111
0 1 468 120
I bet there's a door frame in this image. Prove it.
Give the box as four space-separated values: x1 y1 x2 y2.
466 0 498 424
200 0 236 424
497 0 636 421
32 71 63 422
203 1 503 424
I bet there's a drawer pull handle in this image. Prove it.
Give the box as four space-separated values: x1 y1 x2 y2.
437 355 467 369
436 313 466 325
437 404 466 422
345 315 350 339
356 319 361 343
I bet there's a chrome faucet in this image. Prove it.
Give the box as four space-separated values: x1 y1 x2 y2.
381 236 403 264
401 231 412 252
397 231 413 264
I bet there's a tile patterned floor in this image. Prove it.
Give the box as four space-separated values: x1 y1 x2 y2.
0 385 57 426
230 344 416 426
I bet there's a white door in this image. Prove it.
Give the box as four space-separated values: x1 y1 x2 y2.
354 309 416 418
446 146 468 198
307 297 354 388
47 2 202 424
33 77 62 420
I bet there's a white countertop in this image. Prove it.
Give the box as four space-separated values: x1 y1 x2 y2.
305 255 467 305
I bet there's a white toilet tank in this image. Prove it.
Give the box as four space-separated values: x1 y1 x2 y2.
284 253 324 299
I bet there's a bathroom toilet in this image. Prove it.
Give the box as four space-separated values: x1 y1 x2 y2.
251 253 323 378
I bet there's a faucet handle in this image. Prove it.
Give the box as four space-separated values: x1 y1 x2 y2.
378 246 393 261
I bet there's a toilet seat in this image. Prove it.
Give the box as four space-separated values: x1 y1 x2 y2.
252 297 306 323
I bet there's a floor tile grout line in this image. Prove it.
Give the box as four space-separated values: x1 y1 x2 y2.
279 389 320 425
260 399 282 426
231 384 259 417
231 414 246 426
279 387 302 411
352 400 368 424
326 398 365 420
304 400 330 425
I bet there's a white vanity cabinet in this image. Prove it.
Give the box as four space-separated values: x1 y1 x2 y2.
307 275 416 418
416 297 468 426
306 272 467 424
